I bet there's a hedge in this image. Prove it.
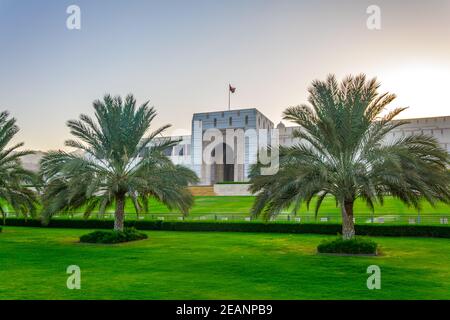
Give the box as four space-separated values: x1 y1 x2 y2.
317 237 378 255
80 228 148 244
215 181 251 185
3 218 450 238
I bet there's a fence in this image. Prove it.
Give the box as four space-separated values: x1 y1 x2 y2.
26 212 449 226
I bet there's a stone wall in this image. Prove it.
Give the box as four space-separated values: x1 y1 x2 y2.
213 183 253 196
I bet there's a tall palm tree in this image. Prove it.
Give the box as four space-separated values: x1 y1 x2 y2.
249 74 450 239
40 94 198 231
0 111 37 224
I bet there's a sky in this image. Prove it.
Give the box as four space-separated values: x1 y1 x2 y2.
1 0 450 150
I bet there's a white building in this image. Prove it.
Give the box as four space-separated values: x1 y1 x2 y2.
157 109 450 185
388 116 450 153
155 108 274 185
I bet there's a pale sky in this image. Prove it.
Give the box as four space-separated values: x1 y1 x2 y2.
1 0 450 150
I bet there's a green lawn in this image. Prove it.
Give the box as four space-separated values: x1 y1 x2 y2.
4 195 450 225
132 196 257 215
122 196 450 215
4 195 450 218
121 196 450 216
60 195 450 225
1 226 449 299
6 195 444 216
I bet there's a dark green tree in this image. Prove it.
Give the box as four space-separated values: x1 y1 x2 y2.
0 111 37 224
40 94 198 230
250 74 450 239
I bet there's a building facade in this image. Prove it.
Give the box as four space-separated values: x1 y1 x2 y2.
157 109 450 186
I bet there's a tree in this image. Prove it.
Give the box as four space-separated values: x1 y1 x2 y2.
40 94 198 231
249 74 450 239
0 111 37 224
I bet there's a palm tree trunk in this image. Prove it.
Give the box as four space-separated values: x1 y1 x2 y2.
341 200 355 240
114 194 126 231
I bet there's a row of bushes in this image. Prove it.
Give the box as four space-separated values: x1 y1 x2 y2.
215 181 250 185
3 218 450 238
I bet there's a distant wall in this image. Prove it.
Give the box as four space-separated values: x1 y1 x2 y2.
213 183 252 196
188 186 216 196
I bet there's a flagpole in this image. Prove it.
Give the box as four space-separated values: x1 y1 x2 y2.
228 85 231 111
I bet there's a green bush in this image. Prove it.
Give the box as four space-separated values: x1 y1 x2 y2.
79 227 148 244
215 181 251 185
317 237 378 254
4 218 450 238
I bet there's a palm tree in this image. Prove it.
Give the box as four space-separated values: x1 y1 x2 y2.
40 94 198 231
0 111 37 224
249 74 450 239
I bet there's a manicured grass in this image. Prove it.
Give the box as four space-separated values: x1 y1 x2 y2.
1 226 449 299
123 195 450 216
3 196 450 219
130 196 257 215
121 196 450 215
54 195 450 225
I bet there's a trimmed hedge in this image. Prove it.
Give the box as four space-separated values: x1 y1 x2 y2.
317 237 378 255
3 218 450 238
80 228 148 244
215 181 251 185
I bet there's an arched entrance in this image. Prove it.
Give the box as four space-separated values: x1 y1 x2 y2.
223 143 234 182
211 143 234 183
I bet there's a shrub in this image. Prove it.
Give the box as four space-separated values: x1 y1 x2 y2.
215 181 251 185
317 237 378 255
79 227 148 244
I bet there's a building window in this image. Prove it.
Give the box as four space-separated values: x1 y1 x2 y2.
245 115 249 125
214 118 217 127
229 117 232 126
221 112 224 117
237 111 240 117
163 147 172 156
206 113 209 119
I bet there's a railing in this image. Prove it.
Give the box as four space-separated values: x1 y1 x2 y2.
31 212 450 225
